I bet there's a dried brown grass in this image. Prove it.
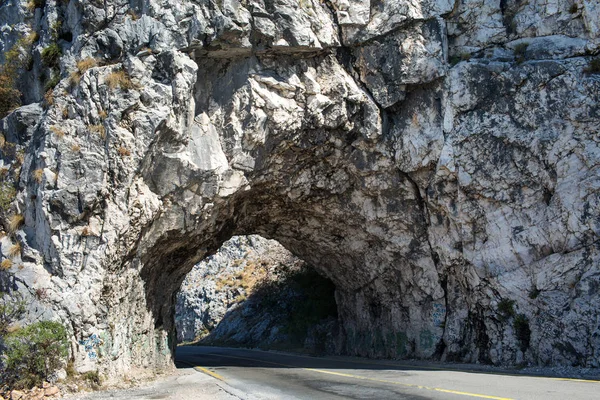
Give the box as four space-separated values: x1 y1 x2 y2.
106 70 137 90
50 125 65 138
33 168 44 183
89 124 106 139
8 214 24 232
71 57 97 85
0 259 13 270
8 242 21 257
117 146 131 157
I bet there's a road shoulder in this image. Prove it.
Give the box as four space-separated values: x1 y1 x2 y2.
63 368 239 400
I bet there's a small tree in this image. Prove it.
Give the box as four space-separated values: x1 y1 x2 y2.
4 321 68 389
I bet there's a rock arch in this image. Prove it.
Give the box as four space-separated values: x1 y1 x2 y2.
120 50 445 374
1 0 598 378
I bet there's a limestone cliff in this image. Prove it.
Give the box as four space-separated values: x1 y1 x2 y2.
0 0 599 378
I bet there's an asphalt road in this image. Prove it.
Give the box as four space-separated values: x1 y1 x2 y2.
175 346 599 400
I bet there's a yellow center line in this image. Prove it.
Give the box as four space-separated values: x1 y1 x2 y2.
305 368 512 400
206 353 514 400
231 350 600 384
195 366 225 381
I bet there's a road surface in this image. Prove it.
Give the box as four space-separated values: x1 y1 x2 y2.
175 346 599 400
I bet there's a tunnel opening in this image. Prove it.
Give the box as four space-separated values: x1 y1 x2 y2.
174 235 339 355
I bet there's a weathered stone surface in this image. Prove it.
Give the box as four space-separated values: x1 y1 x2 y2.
9 391 24 400
179 236 338 352
43 386 59 397
0 0 598 381
354 18 447 108
175 235 305 343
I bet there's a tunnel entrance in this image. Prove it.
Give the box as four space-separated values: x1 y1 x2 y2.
175 235 338 354
128 51 447 373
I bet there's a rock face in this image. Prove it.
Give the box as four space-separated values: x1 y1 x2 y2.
0 0 599 378
176 235 338 351
175 234 306 344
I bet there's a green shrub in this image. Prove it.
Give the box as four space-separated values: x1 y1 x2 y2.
514 314 531 352
497 298 516 320
0 76 21 118
528 287 541 299
0 181 16 211
0 33 35 118
41 43 61 68
83 370 102 389
4 321 69 389
51 20 62 41
449 52 472 66
586 57 600 74
569 3 578 14
44 71 60 91
449 55 461 66
514 43 529 64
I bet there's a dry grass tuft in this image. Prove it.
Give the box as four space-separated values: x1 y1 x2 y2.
76 57 97 73
127 9 140 20
25 0 38 12
89 124 106 139
8 242 21 257
98 109 108 120
33 168 44 183
71 143 81 152
117 146 131 157
106 70 137 90
50 125 65 138
44 90 54 106
8 214 24 232
0 134 5 149
71 57 97 85
215 260 268 292
15 150 24 165
69 71 80 85
24 31 39 45
1 259 13 270
411 113 419 127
